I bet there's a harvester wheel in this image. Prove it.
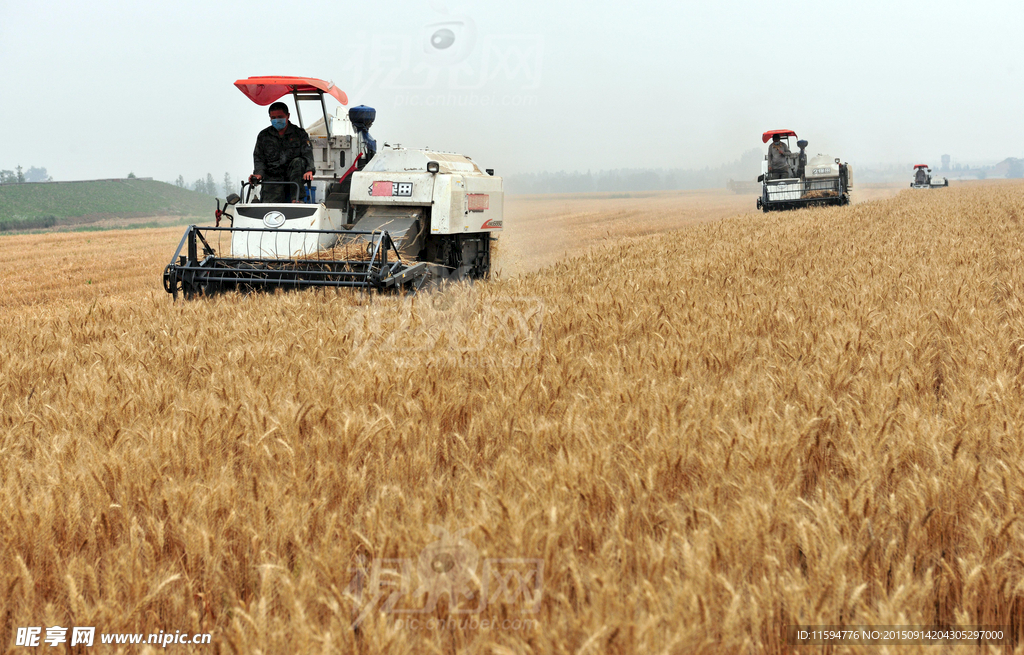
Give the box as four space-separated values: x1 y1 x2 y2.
163 265 181 301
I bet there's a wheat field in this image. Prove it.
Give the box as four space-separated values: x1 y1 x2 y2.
2 181 1024 653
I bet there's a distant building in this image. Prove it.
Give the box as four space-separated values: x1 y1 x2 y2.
941 154 950 171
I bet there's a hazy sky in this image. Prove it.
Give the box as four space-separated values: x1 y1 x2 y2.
1 0 1021 183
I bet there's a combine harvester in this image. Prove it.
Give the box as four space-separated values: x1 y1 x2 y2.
163 76 503 299
910 164 948 189
756 129 852 212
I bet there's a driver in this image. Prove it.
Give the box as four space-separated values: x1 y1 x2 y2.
769 134 794 178
251 102 314 203
915 167 929 185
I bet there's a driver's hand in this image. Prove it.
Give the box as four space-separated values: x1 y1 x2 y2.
303 171 313 181
249 174 262 183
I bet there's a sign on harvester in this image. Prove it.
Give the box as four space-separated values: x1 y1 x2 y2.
370 181 413 197
468 194 489 212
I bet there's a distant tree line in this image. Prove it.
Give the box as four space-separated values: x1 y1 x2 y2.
174 172 235 197
0 166 247 190
0 166 51 184
1007 159 1024 179
503 150 764 195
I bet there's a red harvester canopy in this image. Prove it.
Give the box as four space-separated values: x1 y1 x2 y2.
914 164 930 169
234 76 348 106
762 129 797 143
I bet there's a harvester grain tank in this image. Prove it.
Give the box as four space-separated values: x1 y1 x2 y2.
756 129 852 212
162 76 503 299
910 164 948 188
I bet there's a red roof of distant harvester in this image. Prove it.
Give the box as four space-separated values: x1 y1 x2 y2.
234 76 348 106
914 164 930 169
762 129 797 143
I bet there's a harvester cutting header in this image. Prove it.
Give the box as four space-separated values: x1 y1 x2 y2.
163 76 503 299
757 129 852 212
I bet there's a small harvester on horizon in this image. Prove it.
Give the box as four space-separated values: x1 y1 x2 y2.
163 76 503 299
911 164 948 189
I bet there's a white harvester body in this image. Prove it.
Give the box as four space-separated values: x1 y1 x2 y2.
350 149 504 235
224 145 504 260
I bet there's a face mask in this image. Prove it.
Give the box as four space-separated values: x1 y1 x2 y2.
271 118 287 130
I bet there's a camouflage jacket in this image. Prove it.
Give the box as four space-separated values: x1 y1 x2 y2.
769 141 792 171
253 122 314 177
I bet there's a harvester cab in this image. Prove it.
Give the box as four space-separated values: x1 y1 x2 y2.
911 164 948 189
227 76 371 254
163 76 504 299
756 129 852 213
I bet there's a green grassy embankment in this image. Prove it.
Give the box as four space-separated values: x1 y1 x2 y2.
0 179 215 231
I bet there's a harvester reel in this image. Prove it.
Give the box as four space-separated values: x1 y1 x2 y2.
163 226 431 299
